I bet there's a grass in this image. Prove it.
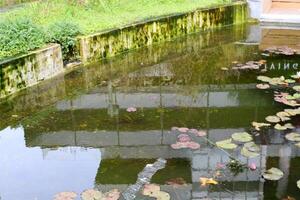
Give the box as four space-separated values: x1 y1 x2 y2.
1 0 232 34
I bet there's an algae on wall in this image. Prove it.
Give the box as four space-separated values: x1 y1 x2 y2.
77 2 248 63
0 44 64 98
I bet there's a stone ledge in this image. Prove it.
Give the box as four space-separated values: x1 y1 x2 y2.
0 43 64 98
77 1 248 63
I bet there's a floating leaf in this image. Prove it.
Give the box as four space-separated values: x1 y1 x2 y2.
263 168 284 181
126 107 137 112
265 115 281 123
297 180 300 189
285 108 300 116
231 132 252 142
199 177 218 186
257 75 271 83
293 86 300 92
221 67 229 71
295 142 300 147
81 189 103 200
54 192 77 200
285 132 300 142
252 122 271 131
165 177 187 186
216 139 237 149
285 79 296 83
177 127 189 133
241 142 260 158
284 123 295 129
142 184 170 200
177 134 191 142
256 83 270 89
171 141 200 150
104 189 120 200
274 124 287 130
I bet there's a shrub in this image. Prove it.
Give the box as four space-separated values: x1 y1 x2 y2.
48 21 81 61
0 18 47 61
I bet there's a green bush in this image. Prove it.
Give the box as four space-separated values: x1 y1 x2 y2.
0 19 47 61
48 21 81 61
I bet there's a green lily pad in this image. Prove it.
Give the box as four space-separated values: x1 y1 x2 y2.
241 142 260 158
293 86 300 92
263 168 284 181
256 84 270 89
216 139 237 150
285 79 296 83
231 132 253 143
285 132 300 142
257 75 271 83
297 180 300 189
265 115 281 123
252 122 271 131
274 124 287 130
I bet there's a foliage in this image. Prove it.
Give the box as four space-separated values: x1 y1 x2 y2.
0 18 47 61
48 21 81 61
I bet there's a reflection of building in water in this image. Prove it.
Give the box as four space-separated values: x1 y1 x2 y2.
248 0 300 23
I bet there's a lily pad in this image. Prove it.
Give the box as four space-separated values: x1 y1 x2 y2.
263 168 284 181
216 139 237 150
297 180 300 189
231 132 253 142
256 83 270 89
54 192 77 200
241 142 260 158
142 184 170 200
293 86 300 92
252 122 271 131
285 132 300 142
257 75 271 83
265 115 281 123
274 124 287 130
81 189 103 200
285 79 296 83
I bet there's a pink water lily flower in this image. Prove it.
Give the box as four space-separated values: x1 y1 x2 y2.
178 134 191 142
126 107 137 112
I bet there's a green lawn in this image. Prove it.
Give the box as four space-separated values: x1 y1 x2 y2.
1 0 232 34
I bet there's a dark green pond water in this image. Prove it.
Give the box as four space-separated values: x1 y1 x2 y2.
1 24 300 200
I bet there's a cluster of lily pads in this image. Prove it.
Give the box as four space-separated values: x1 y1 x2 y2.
264 46 299 56
170 127 206 150
53 189 120 200
221 60 266 71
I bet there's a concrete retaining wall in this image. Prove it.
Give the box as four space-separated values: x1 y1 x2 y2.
0 44 64 98
77 2 248 63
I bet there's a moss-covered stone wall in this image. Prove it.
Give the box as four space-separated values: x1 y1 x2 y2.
77 2 247 63
0 44 64 98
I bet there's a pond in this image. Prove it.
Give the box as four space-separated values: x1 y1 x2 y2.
1 23 300 200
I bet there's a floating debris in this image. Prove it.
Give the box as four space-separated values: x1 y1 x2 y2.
216 139 237 150
199 177 218 186
122 158 166 200
263 168 284 181
53 192 77 200
231 132 253 143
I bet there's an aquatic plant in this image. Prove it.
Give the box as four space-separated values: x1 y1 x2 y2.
263 168 284 181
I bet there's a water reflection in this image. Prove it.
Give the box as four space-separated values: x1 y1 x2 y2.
1 24 300 199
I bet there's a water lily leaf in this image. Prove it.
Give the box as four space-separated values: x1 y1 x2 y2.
295 142 300 147
241 142 260 158
256 83 270 89
221 67 229 71
263 168 284 181
241 147 259 158
81 189 103 200
231 132 252 142
252 122 271 131
143 184 170 200
177 127 189 133
285 132 300 142
171 141 200 150
216 139 237 149
285 108 300 116
285 79 296 83
274 124 287 130
277 111 290 118
293 86 300 92
266 115 281 123
284 123 295 129
297 180 300 189
200 177 218 186
54 192 77 200
257 76 271 83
